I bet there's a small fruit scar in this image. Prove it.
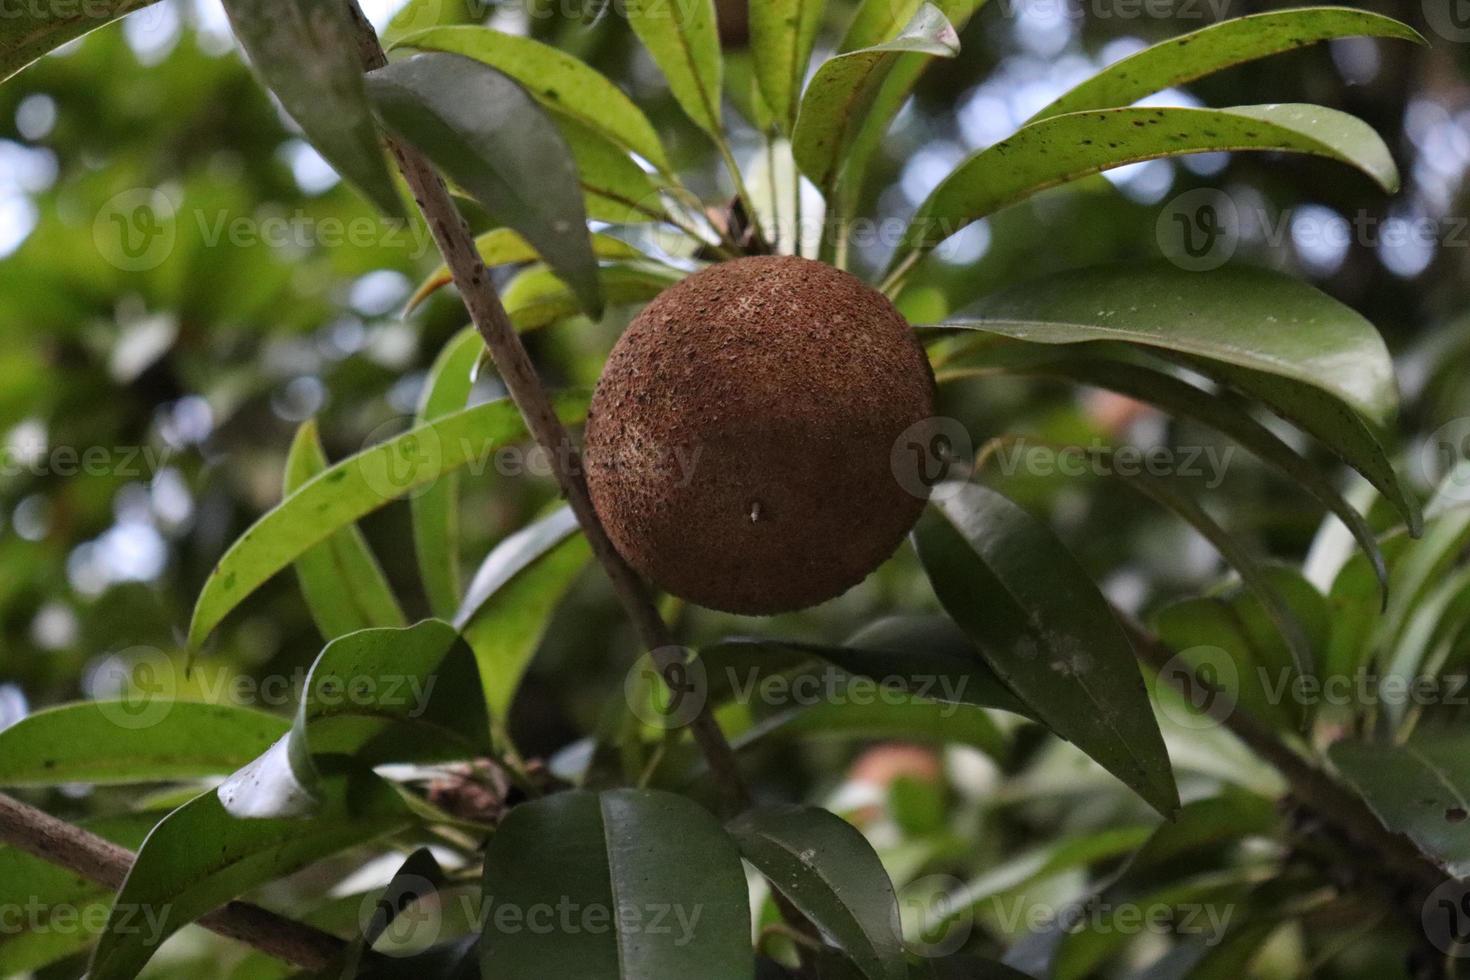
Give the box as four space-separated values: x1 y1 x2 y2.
748 500 762 523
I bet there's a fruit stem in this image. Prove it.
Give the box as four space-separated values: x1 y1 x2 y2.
344 0 754 816
714 135 770 254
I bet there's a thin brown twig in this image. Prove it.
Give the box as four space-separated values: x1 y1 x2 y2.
342 3 751 815
0 792 354 972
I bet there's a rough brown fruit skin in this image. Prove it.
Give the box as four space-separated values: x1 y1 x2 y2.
583 255 936 615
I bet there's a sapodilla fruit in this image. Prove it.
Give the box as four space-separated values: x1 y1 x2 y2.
583 255 936 615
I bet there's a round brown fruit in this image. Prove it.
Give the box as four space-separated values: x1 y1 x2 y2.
583 255 936 615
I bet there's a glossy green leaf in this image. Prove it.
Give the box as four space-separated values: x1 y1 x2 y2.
987 351 1387 601
793 4 959 193
220 0 403 218
914 483 1179 815
188 392 590 647
382 0 478 47
728 806 906 980
830 0 988 246
411 328 480 619
0 813 158 974
456 506 591 720
1382 564 1470 728
897 104 1398 258
750 0 825 133
218 621 488 819
88 776 414 980
1330 734 1470 876
501 262 685 332
936 263 1398 432
1153 566 1330 731
406 231 645 315
285 419 406 637
559 118 670 225
367 53 602 317
480 789 752 977
0 0 163 82
1032 8 1422 122
624 0 724 137
1179 357 1421 534
396 26 672 173
0 701 286 786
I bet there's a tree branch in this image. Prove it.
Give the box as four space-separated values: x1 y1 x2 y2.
0 792 353 971
341 4 751 813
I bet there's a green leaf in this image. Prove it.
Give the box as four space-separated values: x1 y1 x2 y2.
187 391 590 647
1382 564 1470 728
220 0 403 218
0 701 287 786
1181 357 1420 534
0 0 162 82
624 0 724 137
411 328 481 619
913 483 1179 815
382 0 478 47
830 0 988 246
728 806 906 980
934 263 1398 432
1153 566 1330 732
560 118 670 225
406 231 645 315
897 104 1398 259
0 813 158 974
480 789 752 977
1330 735 1470 876
1031 8 1423 122
792 4 959 194
456 506 591 721
217 620 489 818
345 847 447 974
501 262 685 332
750 0 826 134
702 616 1036 719
724 51 777 132
395 26 672 173
285 419 407 638
88 776 415 980
367 53 603 317
982 350 1387 602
